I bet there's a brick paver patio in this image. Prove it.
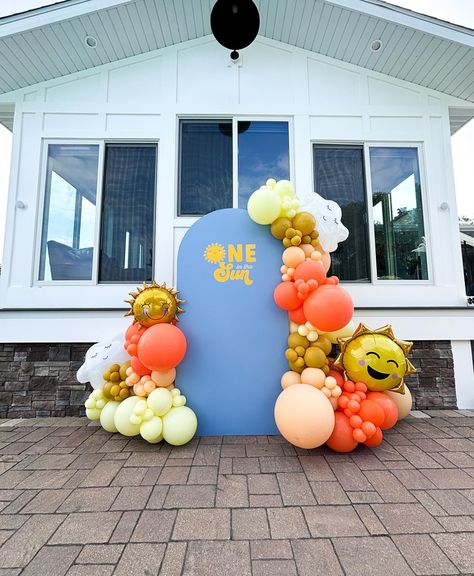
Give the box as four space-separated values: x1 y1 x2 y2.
1 411 474 575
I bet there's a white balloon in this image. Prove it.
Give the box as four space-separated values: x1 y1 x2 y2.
77 334 129 389
300 193 349 253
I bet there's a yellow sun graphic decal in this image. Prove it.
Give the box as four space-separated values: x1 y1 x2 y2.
204 243 226 264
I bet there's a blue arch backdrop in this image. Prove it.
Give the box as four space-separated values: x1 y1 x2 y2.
177 208 288 435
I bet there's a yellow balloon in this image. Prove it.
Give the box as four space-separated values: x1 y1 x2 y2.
385 386 413 420
274 179 295 199
247 187 281 225
100 401 120 433
140 416 163 443
162 406 197 446
114 396 143 436
147 388 173 416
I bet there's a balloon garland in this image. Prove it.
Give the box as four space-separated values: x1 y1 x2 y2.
79 282 197 446
247 179 416 452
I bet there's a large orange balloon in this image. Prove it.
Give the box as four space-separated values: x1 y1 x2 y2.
274 385 335 449
273 282 300 311
358 399 385 427
303 285 354 332
326 412 358 453
366 392 398 430
137 323 187 371
294 260 326 285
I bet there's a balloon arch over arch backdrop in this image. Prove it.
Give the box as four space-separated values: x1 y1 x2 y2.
79 178 415 452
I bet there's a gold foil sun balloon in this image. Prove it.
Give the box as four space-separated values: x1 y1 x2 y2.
334 324 416 393
125 281 184 327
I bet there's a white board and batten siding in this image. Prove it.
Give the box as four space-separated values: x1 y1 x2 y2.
0 36 471 362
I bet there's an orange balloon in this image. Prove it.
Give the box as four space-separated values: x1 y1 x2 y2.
125 321 147 341
274 282 300 311
364 426 383 447
326 412 358 453
303 285 354 332
137 323 187 371
366 392 399 430
294 260 326 285
288 305 306 324
130 355 151 376
274 385 335 449
358 399 385 427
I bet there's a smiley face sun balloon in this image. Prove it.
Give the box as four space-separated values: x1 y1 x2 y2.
125 281 184 327
334 324 416 393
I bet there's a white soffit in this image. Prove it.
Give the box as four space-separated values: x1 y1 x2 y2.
0 0 472 104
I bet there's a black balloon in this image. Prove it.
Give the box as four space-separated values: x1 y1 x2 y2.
210 0 260 51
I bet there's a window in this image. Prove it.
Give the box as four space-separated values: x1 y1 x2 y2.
39 144 99 281
370 147 427 280
313 144 428 282
178 119 290 216
38 143 157 283
313 145 370 282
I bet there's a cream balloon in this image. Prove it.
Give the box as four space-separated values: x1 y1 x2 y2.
140 416 163 443
114 396 143 436
325 320 356 344
100 400 120 433
162 406 197 446
247 186 281 225
384 385 412 420
300 367 326 389
147 388 173 416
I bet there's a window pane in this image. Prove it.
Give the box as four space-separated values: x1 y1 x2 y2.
238 121 289 207
370 147 428 280
179 121 232 215
39 144 99 281
313 145 370 282
99 145 156 283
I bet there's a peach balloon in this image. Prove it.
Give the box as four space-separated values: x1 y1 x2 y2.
315 243 331 272
281 371 302 389
301 367 326 389
282 246 306 268
301 244 315 258
151 368 176 388
384 385 412 420
274 385 335 449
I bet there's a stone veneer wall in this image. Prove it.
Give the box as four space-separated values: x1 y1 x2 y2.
0 340 456 418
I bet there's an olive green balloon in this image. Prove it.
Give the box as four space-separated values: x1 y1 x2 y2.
311 335 332 355
304 346 327 368
288 333 310 349
271 217 292 240
288 360 304 374
292 212 316 236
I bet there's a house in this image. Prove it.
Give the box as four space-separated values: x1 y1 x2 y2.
0 0 473 418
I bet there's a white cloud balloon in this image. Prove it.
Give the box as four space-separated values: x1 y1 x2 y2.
77 333 129 389
301 193 349 253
